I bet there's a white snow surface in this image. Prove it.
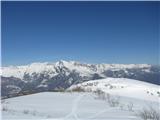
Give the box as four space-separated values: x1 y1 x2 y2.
69 78 160 102
2 92 159 120
2 78 160 120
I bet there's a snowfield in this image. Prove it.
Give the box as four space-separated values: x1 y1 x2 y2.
2 92 159 120
2 78 160 120
68 78 160 102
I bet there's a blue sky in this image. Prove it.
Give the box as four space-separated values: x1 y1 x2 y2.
2 1 159 66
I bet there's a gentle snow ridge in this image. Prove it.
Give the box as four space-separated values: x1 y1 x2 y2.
68 78 160 102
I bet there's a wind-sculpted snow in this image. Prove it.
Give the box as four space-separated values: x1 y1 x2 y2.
1 60 160 98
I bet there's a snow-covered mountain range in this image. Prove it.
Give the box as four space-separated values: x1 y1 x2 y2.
1 60 160 98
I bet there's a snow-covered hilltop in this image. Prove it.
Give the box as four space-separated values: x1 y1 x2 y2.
68 78 160 102
1 60 160 98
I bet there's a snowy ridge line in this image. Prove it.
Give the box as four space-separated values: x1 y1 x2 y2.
1 60 152 79
68 78 160 102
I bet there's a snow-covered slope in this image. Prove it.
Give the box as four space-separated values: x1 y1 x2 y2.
2 78 160 120
2 92 159 120
68 78 160 102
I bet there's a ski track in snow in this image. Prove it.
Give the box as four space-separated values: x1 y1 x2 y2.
61 93 139 120
87 109 108 119
63 94 85 120
2 92 159 120
62 94 109 120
